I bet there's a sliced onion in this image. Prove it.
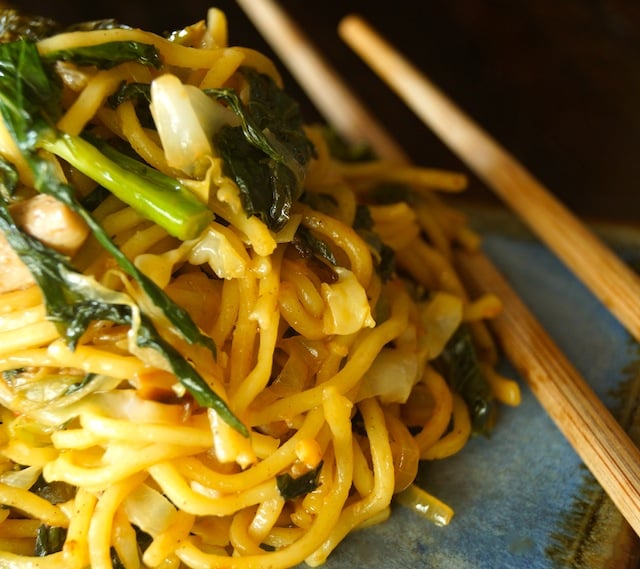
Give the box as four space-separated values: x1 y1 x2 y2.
357 347 420 404
123 482 177 536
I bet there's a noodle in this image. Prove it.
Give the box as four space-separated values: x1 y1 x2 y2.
0 7 521 568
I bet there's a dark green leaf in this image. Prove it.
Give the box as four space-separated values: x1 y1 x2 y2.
31 475 76 504
293 224 337 267
276 461 323 500
434 324 495 436
106 81 155 128
107 81 151 109
367 182 414 205
35 525 67 556
321 125 375 162
211 68 315 231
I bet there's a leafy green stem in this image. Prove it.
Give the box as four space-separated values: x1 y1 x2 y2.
41 133 212 241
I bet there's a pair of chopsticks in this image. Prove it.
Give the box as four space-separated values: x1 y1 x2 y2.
235 0 640 536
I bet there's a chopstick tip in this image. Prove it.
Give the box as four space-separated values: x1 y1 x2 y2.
337 13 365 38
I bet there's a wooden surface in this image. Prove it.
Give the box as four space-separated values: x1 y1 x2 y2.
12 0 640 226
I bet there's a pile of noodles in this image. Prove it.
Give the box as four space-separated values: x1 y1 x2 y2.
0 7 520 569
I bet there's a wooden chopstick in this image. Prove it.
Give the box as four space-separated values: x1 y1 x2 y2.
338 14 640 346
235 0 640 536
456 249 640 536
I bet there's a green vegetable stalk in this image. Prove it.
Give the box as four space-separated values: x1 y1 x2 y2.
41 133 212 241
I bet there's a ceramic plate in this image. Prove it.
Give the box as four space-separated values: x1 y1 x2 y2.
310 206 640 569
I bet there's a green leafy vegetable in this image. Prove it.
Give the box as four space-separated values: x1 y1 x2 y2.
0 33 253 434
321 125 375 163
107 81 155 128
35 525 67 556
276 461 323 500
31 475 76 505
435 324 495 436
106 70 315 232
211 67 315 231
294 224 337 267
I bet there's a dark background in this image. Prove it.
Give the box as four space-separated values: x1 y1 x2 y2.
9 0 640 225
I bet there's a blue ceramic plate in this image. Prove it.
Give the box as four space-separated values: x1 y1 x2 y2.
312 206 640 569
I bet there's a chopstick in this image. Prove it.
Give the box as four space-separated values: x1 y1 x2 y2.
339 14 640 346
234 0 640 536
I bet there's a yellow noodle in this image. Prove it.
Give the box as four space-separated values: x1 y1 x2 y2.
301 208 373 290
2 440 58 467
305 397 393 565
231 251 283 412
46 340 147 379
396 239 465 295
281 260 325 318
77 412 214 448
351 435 375 496
119 223 169 259
38 29 225 68
0 551 67 567
0 483 69 527
422 394 472 460
0 320 59 355
250 288 409 424
0 519 41 538
116 101 171 174
335 160 467 192
278 280 327 340
481 362 522 406
229 506 265 555
463 293 503 321
175 386 353 569
44 443 200 489
150 461 280 517
88 472 147 569
143 510 195 567
57 67 133 135
413 366 455 457
175 406 325 494
112 506 139 569
198 47 246 89
0 286 43 313
247 495 285 543
0 304 47 332
62 488 98 569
